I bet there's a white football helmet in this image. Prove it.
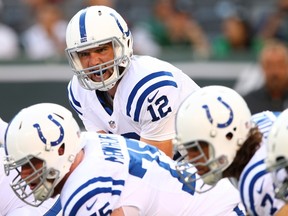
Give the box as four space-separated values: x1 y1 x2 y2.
65 5 133 91
174 85 252 186
3 103 81 206
266 109 288 202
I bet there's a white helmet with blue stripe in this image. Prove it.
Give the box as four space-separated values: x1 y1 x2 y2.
65 6 133 91
3 103 81 206
174 85 252 186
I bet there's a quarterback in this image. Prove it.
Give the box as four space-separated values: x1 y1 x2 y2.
66 5 200 158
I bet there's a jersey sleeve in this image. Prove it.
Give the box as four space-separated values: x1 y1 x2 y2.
61 135 129 216
62 177 124 216
239 159 285 216
139 84 178 140
125 70 199 141
239 111 285 216
0 148 62 215
67 77 103 132
67 77 83 119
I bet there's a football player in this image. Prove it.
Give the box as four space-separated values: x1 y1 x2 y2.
65 5 200 158
174 85 286 215
4 102 245 215
0 145 62 215
265 109 288 215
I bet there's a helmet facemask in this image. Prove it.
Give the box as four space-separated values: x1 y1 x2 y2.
4 155 59 207
66 36 131 91
3 103 81 206
174 86 252 192
65 6 133 91
267 157 288 202
175 140 229 192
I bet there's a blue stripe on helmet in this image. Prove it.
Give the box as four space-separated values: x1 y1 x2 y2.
109 13 130 37
79 9 88 43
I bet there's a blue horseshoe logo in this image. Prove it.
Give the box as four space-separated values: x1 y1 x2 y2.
33 114 64 146
202 97 234 128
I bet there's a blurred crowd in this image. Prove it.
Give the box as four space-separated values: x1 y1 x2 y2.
1 0 288 62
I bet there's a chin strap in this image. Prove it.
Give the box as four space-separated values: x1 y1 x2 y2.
34 180 54 202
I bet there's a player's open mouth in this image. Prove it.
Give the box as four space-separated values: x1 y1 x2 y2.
88 69 111 82
94 69 107 76
29 182 38 190
196 167 209 176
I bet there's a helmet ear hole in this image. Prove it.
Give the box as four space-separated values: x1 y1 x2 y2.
226 132 233 140
58 143 65 156
226 127 237 140
276 156 285 162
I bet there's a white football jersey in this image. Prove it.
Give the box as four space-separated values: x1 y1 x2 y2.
61 132 244 216
0 147 62 216
68 55 200 141
239 111 285 216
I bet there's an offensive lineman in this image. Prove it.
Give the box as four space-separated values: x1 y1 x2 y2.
174 85 286 215
4 102 244 216
0 128 62 215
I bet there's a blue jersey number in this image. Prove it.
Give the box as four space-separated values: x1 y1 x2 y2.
89 202 112 216
261 193 278 215
147 95 171 122
126 138 196 195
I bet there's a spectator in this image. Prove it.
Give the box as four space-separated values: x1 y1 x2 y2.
211 13 263 60
0 23 20 60
21 3 67 60
132 0 210 59
87 0 116 7
0 0 20 60
244 40 288 114
233 63 264 96
257 0 288 44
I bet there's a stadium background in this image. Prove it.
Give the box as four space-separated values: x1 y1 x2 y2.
0 0 276 126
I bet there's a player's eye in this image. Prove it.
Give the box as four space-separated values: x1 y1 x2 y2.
78 52 90 58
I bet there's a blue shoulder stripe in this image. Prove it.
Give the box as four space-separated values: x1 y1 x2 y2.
247 170 266 216
43 197 62 216
126 71 174 117
134 80 177 121
69 187 120 215
69 101 82 116
68 83 81 108
63 177 124 215
126 71 177 122
68 83 82 115
239 159 265 215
